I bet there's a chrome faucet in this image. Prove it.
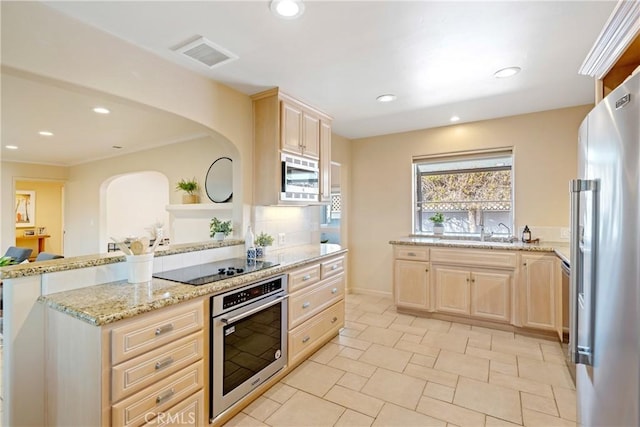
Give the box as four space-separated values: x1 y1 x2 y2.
498 222 511 235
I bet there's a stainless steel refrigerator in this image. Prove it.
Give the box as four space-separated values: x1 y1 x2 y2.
570 70 639 426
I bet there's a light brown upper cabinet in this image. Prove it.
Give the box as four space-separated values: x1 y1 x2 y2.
252 88 332 205
580 1 640 103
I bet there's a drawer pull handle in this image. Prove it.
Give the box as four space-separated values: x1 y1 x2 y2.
331 316 338 323
302 274 312 281
302 302 311 309
156 388 175 405
408 252 416 256
155 324 174 336
155 357 174 370
331 288 338 294
331 265 338 270
302 336 310 343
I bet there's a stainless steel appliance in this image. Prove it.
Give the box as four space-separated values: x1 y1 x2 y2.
281 152 319 202
152 258 278 286
210 275 288 421
570 71 639 426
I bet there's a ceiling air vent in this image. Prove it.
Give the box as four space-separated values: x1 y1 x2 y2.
175 36 237 69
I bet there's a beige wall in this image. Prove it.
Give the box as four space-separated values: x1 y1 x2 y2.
1 2 254 255
349 105 591 295
331 133 352 286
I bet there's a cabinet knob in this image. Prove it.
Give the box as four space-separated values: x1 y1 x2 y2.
425 268 429 272
466 278 470 282
302 274 312 281
331 287 338 294
331 264 339 270
472 279 476 283
302 302 311 309
331 316 338 323
408 252 416 256
302 336 310 343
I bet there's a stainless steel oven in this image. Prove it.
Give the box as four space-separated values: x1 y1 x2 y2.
210 275 288 421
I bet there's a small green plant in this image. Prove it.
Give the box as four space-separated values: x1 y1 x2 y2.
255 232 274 247
210 217 233 237
0 256 16 267
429 212 445 224
175 178 199 195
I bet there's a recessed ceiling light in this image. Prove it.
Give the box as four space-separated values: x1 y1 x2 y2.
93 107 110 114
5 145 18 150
494 67 521 78
38 131 54 136
270 0 305 19
376 94 397 103
450 115 460 122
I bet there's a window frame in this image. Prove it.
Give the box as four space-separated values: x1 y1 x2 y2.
412 149 515 237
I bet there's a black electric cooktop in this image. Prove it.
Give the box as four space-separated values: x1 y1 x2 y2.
152 258 279 286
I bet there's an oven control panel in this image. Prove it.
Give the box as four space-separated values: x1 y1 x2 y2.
222 277 284 310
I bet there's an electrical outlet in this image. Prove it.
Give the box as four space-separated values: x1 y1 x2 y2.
560 227 570 239
278 233 286 245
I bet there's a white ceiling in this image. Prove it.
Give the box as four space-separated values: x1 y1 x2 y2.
1 1 616 166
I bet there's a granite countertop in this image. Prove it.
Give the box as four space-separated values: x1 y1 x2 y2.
390 236 571 265
38 244 347 327
0 239 245 280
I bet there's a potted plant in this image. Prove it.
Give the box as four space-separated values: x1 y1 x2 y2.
254 232 274 258
210 217 233 241
429 212 446 236
176 178 199 204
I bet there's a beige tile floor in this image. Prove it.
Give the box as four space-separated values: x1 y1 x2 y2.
226 294 576 427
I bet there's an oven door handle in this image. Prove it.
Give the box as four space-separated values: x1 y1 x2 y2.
220 295 288 325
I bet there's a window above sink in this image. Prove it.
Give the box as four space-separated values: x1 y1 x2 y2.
413 149 514 238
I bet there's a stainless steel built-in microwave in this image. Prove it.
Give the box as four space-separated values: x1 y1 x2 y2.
281 153 319 202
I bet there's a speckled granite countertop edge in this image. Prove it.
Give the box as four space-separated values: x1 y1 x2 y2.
38 245 348 327
0 239 245 280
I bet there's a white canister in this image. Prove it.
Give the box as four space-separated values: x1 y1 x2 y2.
125 253 154 284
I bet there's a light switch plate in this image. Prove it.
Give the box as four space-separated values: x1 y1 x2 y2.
560 227 570 239
278 233 286 245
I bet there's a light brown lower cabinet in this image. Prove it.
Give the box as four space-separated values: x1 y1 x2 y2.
393 245 563 336
45 298 206 427
287 254 346 367
520 253 561 334
433 265 511 323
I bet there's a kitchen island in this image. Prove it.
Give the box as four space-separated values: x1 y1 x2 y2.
2 241 346 426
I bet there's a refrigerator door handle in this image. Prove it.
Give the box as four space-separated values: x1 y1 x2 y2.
570 179 599 366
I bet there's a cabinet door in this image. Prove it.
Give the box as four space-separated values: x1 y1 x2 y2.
280 100 303 154
521 254 557 330
319 120 332 201
434 266 470 315
471 270 511 323
302 112 320 158
394 260 430 310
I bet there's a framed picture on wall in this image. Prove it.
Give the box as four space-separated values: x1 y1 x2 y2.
15 190 35 227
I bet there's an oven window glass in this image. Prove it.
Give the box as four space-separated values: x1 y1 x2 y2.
286 166 318 189
223 303 282 395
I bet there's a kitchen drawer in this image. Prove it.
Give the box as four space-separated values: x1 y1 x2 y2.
112 331 204 402
431 248 516 269
321 256 345 279
288 263 321 293
288 300 344 366
143 390 204 426
394 246 429 261
289 274 345 328
112 362 204 427
111 300 204 365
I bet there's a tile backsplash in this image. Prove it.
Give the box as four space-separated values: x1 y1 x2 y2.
253 206 321 249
